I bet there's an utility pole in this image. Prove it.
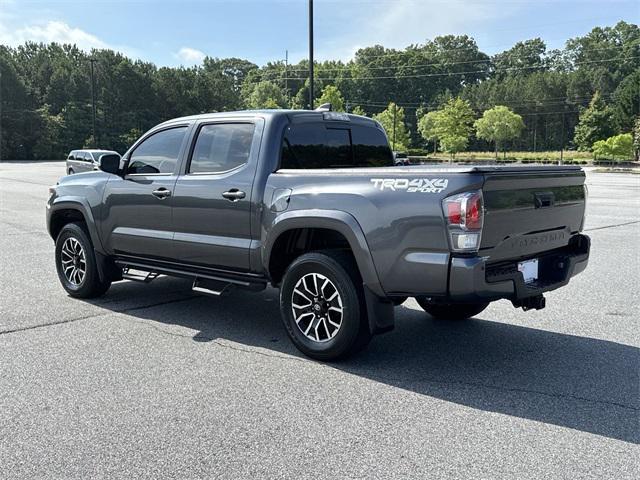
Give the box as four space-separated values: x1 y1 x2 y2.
284 50 289 107
532 105 538 153
559 110 565 165
308 0 314 110
392 104 397 151
89 58 97 147
345 100 350 113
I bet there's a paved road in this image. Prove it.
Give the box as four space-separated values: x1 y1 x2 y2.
1 162 638 479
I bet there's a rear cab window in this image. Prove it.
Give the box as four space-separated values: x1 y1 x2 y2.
189 123 255 174
280 117 392 169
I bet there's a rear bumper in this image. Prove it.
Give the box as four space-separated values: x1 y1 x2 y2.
447 234 590 303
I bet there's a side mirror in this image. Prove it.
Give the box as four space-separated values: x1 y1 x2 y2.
98 154 121 176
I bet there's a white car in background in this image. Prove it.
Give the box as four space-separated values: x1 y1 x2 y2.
66 149 120 175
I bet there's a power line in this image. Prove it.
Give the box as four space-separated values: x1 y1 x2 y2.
279 42 639 74
250 56 639 83
347 92 616 109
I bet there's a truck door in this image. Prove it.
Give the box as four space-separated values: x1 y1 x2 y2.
101 125 189 259
171 120 262 272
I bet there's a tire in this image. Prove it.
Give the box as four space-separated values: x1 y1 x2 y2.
414 297 488 320
55 222 111 298
280 251 371 361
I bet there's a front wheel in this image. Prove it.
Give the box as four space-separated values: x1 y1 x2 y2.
415 297 488 320
55 222 111 298
280 251 371 361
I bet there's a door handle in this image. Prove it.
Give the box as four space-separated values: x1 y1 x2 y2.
152 188 171 199
222 189 246 201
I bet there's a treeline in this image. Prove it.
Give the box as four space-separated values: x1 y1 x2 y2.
0 21 638 160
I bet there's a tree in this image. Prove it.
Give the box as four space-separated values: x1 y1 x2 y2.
434 98 475 158
351 105 367 116
372 103 410 151
493 38 547 75
245 81 285 109
612 68 640 131
417 110 441 153
417 98 474 158
474 105 525 158
592 133 634 163
573 92 616 150
316 85 345 112
119 128 143 152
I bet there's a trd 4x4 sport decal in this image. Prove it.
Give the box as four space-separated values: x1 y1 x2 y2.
370 178 449 193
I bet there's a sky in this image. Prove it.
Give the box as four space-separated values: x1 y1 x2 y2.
0 0 638 67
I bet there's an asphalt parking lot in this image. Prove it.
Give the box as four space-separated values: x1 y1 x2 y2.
1 162 638 479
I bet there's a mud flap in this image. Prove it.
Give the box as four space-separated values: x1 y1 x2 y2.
95 252 123 283
364 286 395 335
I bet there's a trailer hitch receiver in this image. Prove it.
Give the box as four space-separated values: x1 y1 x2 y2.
512 295 546 311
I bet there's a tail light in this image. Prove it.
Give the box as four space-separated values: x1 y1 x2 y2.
442 190 484 252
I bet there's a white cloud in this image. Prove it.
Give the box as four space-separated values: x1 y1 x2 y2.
0 20 109 50
310 0 522 62
175 47 206 64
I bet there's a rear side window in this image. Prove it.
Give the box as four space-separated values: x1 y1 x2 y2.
189 123 255 174
128 127 187 174
351 125 393 167
280 122 392 169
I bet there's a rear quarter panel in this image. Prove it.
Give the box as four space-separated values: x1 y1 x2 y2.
263 169 484 296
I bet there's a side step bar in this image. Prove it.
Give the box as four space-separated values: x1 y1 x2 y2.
192 278 233 297
114 259 267 294
122 267 160 283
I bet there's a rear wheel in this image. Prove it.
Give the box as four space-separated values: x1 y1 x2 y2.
280 251 371 360
55 222 111 298
415 297 488 320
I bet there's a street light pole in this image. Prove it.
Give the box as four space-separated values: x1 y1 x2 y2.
285 49 289 107
392 104 397 151
308 0 314 110
89 58 97 147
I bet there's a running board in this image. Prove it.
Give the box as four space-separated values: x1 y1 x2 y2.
122 268 160 283
114 259 267 292
192 278 233 297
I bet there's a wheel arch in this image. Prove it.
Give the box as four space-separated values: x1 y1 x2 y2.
263 210 384 297
48 199 105 254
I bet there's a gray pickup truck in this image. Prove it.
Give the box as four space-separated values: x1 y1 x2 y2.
47 109 590 360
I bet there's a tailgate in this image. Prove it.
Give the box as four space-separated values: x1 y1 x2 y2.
480 167 586 261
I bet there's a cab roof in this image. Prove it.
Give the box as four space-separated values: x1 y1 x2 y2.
157 109 379 128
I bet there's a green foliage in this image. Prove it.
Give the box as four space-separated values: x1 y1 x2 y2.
493 38 547 74
245 81 285 109
574 92 615 151
351 105 367 116
592 133 634 162
316 85 345 112
32 106 66 159
417 110 441 153
428 98 475 158
474 105 525 158
372 103 410 151
0 22 637 159
119 128 143 152
612 68 640 131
